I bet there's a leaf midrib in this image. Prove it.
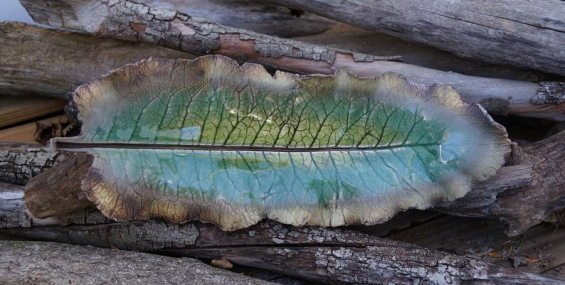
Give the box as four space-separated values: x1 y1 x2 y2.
55 141 441 152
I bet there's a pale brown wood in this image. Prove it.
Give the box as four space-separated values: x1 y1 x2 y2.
255 0 565 76
25 153 93 218
0 95 67 129
0 115 65 144
17 0 565 120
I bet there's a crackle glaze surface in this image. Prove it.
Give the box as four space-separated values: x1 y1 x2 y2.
54 55 510 230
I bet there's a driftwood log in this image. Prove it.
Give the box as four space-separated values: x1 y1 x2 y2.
255 0 565 77
0 22 194 99
0 183 563 285
126 0 336 38
17 0 565 120
0 240 271 285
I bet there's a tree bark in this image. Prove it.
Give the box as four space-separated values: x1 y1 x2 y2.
20 0 336 38
254 0 565 77
0 142 66 185
0 21 195 99
16 0 565 120
1 185 562 285
0 240 271 285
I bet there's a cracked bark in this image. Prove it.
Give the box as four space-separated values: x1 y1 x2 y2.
0 185 562 285
0 21 194 99
0 143 67 185
17 0 565 120
254 0 565 77
0 240 271 285
115 0 337 38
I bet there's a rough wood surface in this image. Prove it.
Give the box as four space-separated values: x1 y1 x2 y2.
0 21 194 99
0 143 67 186
294 24 565 120
25 153 93 218
1 186 562 285
131 0 336 38
17 0 565 120
255 0 565 76
0 240 272 285
295 24 541 81
0 183 29 229
386 213 565 280
441 130 565 236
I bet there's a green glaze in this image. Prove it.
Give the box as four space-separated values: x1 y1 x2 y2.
56 55 510 230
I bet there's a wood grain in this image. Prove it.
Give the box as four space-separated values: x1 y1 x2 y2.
0 115 65 144
0 95 67 129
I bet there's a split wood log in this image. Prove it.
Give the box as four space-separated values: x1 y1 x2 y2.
254 0 565 77
439 129 565 236
0 21 195 99
17 0 565 120
0 184 562 285
0 240 272 285
294 24 553 88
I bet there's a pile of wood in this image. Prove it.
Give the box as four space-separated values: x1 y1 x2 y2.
1 0 565 284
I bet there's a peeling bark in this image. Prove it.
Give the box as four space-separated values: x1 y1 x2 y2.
533 82 565 105
0 240 271 285
0 140 561 281
1 185 562 285
17 0 565 120
115 0 337 38
254 0 565 77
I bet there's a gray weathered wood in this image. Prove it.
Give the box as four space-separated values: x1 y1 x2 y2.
17 0 565 120
440 130 565 236
0 240 272 285
255 0 565 76
1 185 563 285
126 0 336 38
0 21 195 99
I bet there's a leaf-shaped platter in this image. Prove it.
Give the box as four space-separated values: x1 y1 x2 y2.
53 55 511 231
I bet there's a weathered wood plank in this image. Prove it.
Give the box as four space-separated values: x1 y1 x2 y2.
0 22 195 99
17 0 565 120
1 185 563 285
255 0 565 76
0 240 272 285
